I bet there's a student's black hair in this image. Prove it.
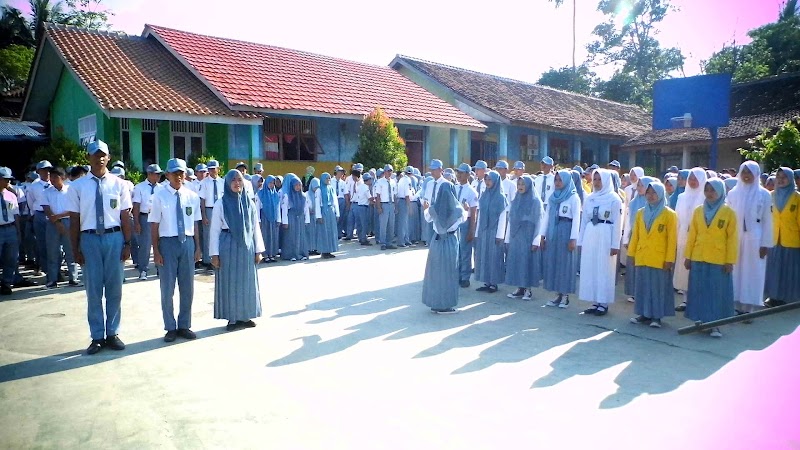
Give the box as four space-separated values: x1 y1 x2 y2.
49 167 66 178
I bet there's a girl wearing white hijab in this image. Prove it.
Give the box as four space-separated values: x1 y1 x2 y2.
674 167 708 309
577 169 623 316
726 161 773 315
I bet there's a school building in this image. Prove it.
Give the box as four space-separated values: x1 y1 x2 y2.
21 24 484 175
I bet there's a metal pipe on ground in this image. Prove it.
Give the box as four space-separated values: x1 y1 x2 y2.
677 301 800 335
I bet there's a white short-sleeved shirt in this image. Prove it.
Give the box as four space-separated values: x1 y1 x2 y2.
209 198 265 256
471 177 487 202
41 185 71 216
66 172 133 231
455 182 479 218
396 176 411 199
148 185 201 237
334 177 347 199
374 177 396 203
198 176 224 206
353 183 372 206
345 175 363 200
533 172 555 207
501 177 517 203
0 190 19 225
26 178 51 212
132 181 162 213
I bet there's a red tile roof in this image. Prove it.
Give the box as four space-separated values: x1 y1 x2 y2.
145 25 484 129
45 24 259 120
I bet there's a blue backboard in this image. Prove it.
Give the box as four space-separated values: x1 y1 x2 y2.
652 74 732 130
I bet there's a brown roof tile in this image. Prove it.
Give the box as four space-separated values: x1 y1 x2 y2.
393 56 651 138
46 24 258 119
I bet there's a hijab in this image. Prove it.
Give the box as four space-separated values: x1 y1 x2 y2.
478 170 508 233
670 169 689 209
222 169 255 248
546 170 577 239
629 167 644 186
570 170 584 203
678 167 708 214
258 175 280 222
724 177 737 191
628 176 657 229
319 172 335 206
421 175 434 201
281 173 305 217
308 177 320 211
643 182 667 232
703 178 727 226
428 181 463 233
585 169 617 212
250 174 263 193
774 167 797 212
509 175 541 233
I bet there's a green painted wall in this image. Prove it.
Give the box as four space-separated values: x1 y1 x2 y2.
158 121 170 165
129 119 142 169
429 127 450 162
50 70 106 141
206 123 229 161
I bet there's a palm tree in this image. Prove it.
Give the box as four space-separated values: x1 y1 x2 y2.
548 0 577 71
0 6 35 47
29 0 65 44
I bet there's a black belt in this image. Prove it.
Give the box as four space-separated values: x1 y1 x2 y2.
435 230 457 240
592 220 613 225
356 204 368 207
82 226 121 234
381 202 392 204
558 217 573 222
139 212 149 215
0 222 15 228
221 229 230 233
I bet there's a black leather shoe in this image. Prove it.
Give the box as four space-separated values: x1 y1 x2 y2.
13 278 36 287
459 280 470 288
226 322 240 331
105 335 125 350
0 284 11 295
177 329 196 340
86 339 104 355
164 330 178 342
237 320 256 328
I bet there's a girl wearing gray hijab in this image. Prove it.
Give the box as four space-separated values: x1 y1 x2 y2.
504 175 543 300
474 171 508 293
210 170 264 331
422 180 466 313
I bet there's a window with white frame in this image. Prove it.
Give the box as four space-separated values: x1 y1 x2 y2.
171 121 205 162
263 118 323 161
78 114 97 146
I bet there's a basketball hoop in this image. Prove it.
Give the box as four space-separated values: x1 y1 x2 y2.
670 113 692 129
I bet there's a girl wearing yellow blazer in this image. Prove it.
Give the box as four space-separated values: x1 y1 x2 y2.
684 178 738 338
764 167 800 307
627 182 677 328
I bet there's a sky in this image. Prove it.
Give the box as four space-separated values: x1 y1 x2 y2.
6 0 784 83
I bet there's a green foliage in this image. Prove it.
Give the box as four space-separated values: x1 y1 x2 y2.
29 0 66 43
537 65 595 95
32 132 88 169
596 71 651 109
125 167 143 184
585 0 685 108
703 1 800 82
0 44 34 91
353 107 408 171
62 0 113 31
0 6 35 48
739 120 800 171
189 153 225 173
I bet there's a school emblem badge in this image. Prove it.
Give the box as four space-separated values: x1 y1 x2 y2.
7 201 14 210
185 206 192 216
562 206 568 214
109 198 117 209
547 185 551 191
603 210 610 219
717 219 725 229
792 204 797 212
658 224 665 232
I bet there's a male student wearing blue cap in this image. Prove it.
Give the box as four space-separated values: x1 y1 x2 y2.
471 160 488 200
27 160 53 275
495 160 517 202
534 156 556 207
132 164 163 280
198 159 224 269
149 158 202 342
375 164 397 250
66 140 133 355
0 167 20 295
455 163 479 287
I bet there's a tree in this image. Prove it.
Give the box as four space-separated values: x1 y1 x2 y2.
33 132 89 169
703 0 800 82
740 120 800 172
0 6 35 48
62 0 113 30
585 0 685 108
353 107 408 171
0 44 35 92
595 71 649 107
29 0 65 44
537 64 595 95
548 0 578 70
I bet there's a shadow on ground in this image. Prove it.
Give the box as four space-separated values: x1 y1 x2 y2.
266 282 798 409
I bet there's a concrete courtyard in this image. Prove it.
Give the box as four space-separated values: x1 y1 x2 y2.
1 241 798 449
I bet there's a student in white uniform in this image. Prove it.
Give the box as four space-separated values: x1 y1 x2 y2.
375 164 398 250
577 169 622 316
471 160 488 200
27 160 53 275
495 160 517 203
132 164 163 280
333 166 347 238
0 167 20 295
41 167 79 288
66 140 133 355
455 163 478 287
532 156 556 209
149 158 202 342
511 161 525 180
198 159 224 269
541 169 582 308
395 167 413 247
